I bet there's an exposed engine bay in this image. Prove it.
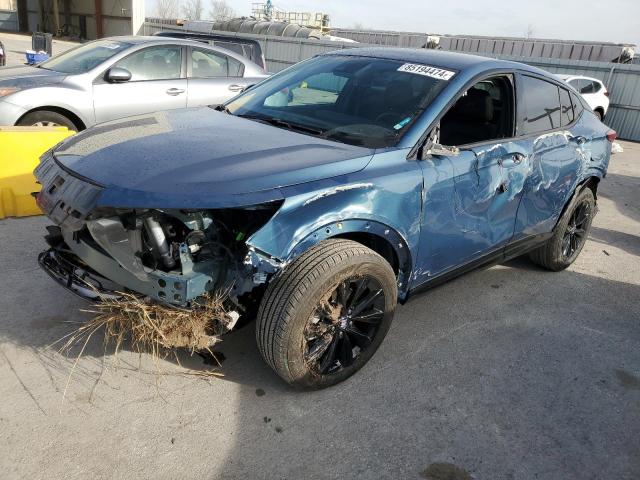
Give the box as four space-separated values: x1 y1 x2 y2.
40 205 282 310
36 150 283 315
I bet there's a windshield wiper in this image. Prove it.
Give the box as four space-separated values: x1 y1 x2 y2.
237 114 324 136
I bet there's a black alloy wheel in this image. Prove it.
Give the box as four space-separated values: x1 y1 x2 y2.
562 200 591 261
304 276 386 375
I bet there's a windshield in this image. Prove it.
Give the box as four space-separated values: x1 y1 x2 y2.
225 55 454 148
39 40 131 74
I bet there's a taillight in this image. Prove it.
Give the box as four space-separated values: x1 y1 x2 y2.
606 130 617 142
604 91 610 97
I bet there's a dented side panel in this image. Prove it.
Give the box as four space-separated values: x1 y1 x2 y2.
513 112 610 238
414 140 530 281
247 149 423 292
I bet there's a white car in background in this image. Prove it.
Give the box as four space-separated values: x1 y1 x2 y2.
559 75 610 120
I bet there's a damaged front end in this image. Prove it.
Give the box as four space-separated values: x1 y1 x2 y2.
35 152 283 315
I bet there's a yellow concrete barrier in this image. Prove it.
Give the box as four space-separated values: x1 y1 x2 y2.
0 126 74 219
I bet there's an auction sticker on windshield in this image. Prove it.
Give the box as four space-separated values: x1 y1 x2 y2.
397 63 455 80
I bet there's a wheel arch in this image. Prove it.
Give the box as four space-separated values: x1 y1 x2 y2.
17 106 86 131
553 175 600 232
254 218 414 300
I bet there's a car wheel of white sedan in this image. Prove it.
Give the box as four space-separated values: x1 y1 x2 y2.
17 110 78 131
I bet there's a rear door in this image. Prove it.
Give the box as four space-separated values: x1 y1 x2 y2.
93 45 187 124
186 46 249 107
512 74 587 237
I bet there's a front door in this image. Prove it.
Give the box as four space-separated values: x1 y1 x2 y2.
93 45 187 124
413 75 529 284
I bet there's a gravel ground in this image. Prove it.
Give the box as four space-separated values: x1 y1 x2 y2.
0 141 638 480
0 31 78 67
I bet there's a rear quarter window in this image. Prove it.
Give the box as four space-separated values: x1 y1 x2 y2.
519 75 561 135
559 87 575 126
571 92 585 117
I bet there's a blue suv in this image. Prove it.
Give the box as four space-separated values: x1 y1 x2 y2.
35 48 615 388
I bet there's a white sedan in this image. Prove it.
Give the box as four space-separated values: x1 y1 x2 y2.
559 75 610 120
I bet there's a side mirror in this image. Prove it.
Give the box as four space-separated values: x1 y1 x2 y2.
419 125 460 159
426 142 460 157
106 67 132 83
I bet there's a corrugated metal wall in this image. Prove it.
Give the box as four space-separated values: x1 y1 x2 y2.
329 29 634 63
144 21 640 142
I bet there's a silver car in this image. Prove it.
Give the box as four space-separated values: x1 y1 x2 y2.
0 36 268 130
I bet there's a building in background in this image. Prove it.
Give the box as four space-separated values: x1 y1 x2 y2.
0 0 144 39
0 0 19 31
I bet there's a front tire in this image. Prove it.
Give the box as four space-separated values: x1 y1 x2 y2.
256 239 397 389
17 110 78 131
529 187 596 271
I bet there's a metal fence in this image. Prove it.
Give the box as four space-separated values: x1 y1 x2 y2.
329 29 635 63
143 21 640 142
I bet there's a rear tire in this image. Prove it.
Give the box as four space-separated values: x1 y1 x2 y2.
256 239 397 389
594 109 604 121
529 188 595 271
17 110 78 131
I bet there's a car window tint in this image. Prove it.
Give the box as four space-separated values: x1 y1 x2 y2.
559 87 574 126
116 46 182 81
520 75 561 135
191 48 244 78
591 81 602 93
264 72 349 107
440 75 514 146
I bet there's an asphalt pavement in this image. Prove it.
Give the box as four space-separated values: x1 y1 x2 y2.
1 32 77 67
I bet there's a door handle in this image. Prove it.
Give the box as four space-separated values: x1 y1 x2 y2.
498 152 526 167
228 84 245 92
166 88 185 96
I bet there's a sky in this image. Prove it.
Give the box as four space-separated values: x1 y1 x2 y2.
146 0 640 47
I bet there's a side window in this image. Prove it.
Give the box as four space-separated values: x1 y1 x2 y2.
581 81 595 94
591 81 602 93
264 72 348 107
439 75 514 146
559 87 574 126
569 79 585 92
191 48 244 78
571 92 585 117
519 75 561 135
115 46 182 81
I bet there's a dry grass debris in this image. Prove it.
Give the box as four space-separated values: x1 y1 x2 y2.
54 292 233 404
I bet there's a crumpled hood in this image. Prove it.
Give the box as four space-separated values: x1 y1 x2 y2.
53 108 373 208
0 65 67 88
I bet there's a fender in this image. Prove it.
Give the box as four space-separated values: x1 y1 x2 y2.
9 86 93 128
246 152 424 299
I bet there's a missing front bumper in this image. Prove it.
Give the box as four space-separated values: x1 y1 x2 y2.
38 247 123 302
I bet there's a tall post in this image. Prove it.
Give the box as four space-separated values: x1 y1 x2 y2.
94 0 103 38
52 0 60 35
